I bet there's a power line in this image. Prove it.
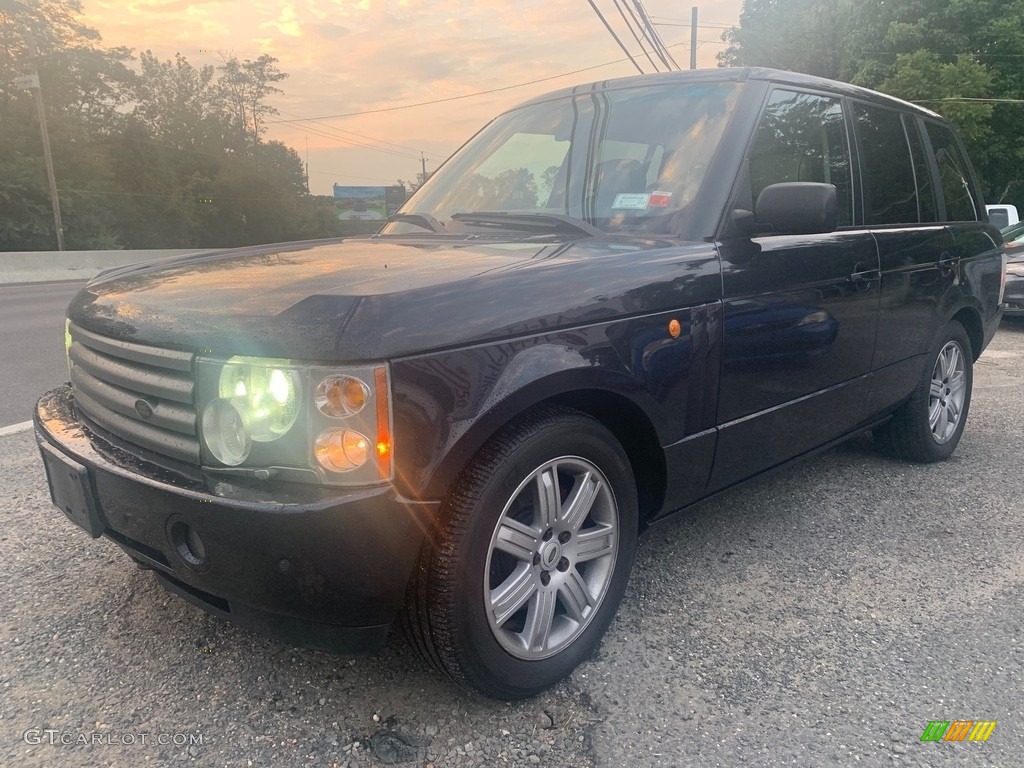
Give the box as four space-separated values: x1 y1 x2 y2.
633 1 680 70
307 168 403 183
276 109 446 161
265 48 685 125
58 187 292 201
913 97 1024 104
612 0 660 72
650 18 736 29
285 119 424 161
627 0 672 70
585 0 646 74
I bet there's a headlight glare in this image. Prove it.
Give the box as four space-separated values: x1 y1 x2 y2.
218 359 300 442
202 399 252 466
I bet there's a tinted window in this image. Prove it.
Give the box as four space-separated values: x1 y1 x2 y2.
747 90 853 226
925 122 980 221
904 117 938 222
854 104 917 224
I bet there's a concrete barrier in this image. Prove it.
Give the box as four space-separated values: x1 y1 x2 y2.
0 249 200 285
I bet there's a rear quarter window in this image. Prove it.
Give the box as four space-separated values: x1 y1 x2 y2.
925 122 981 222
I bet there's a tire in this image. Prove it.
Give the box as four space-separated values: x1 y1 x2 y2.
404 406 638 699
874 320 973 463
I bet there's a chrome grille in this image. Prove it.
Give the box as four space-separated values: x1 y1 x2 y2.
68 323 199 464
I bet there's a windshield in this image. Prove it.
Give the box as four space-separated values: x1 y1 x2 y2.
381 82 742 237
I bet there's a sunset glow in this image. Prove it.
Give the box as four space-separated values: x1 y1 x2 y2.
78 0 742 193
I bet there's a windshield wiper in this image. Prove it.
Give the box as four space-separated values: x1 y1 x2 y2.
450 211 603 237
386 212 447 233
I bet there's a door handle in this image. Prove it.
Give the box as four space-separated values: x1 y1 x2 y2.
938 252 960 273
848 267 880 291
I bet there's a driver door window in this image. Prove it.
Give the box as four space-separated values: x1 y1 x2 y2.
745 90 853 226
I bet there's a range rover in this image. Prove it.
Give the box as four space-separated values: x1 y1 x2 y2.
36 68 1005 699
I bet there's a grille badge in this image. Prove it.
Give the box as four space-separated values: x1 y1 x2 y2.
134 398 157 419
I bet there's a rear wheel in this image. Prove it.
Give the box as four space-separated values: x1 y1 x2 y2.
875 320 973 462
404 407 638 699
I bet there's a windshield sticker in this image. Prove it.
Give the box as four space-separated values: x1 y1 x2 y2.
648 191 672 208
612 193 651 210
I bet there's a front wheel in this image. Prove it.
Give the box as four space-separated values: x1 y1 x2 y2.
405 407 638 699
875 320 974 462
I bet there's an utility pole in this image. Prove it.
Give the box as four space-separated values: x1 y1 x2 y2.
690 6 698 70
16 70 64 250
304 134 310 194
420 153 428 184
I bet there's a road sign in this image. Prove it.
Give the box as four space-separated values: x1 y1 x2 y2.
15 73 40 90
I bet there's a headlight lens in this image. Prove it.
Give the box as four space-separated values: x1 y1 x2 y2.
218 358 301 441
64 319 73 376
201 399 252 466
1006 261 1024 276
316 375 369 417
196 356 392 486
314 429 371 472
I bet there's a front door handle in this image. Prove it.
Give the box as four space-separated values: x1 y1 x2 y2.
849 267 880 291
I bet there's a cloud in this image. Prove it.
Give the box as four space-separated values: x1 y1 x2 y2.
80 0 743 190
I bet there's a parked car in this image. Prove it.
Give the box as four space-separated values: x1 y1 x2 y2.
35 68 1005 699
1003 224 1024 314
987 203 1020 229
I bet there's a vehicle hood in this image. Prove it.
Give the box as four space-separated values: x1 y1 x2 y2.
68 236 717 360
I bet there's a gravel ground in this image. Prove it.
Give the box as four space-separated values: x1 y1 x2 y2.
2 320 1022 768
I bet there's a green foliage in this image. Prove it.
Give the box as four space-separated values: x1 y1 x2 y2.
0 0 335 251
721 0 1024 209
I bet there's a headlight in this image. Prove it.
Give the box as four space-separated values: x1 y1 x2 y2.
201 399 252 466
1006 261 1024 277
64 319 73 377
196 356 392 486
217 358 301 441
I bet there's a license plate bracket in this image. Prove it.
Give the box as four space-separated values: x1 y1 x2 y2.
39 441 105 538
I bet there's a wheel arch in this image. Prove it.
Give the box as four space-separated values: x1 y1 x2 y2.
950 305 983 361
423 376 667 529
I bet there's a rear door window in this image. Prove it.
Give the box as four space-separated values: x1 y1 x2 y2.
853 103 918 224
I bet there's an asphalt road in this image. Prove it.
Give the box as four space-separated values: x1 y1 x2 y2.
1 313 1022 767
0 280 85 427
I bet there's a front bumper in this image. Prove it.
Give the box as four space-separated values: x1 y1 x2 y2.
35 385 437 653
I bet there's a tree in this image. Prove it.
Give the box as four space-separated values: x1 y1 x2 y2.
217 54 287 156
720 0 1024 210
133 51 225 150
0 0 335 251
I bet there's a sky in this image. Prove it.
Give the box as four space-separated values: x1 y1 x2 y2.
79 0 744 195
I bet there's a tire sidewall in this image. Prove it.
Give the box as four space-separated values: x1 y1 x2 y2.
913 321 974 460
448 416 638 698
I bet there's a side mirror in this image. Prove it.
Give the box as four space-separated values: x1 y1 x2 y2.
753 182 838 235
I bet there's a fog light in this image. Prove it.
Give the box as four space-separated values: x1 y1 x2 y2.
202 399 251 466
169 520 207 568
315 429 370 472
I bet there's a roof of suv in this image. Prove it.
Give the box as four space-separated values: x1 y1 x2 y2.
512 67 942 120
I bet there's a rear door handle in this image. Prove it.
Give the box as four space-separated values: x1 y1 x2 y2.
939 252 960 273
